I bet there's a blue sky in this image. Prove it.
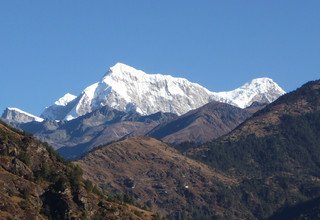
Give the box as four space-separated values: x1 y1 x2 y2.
1 1 319 115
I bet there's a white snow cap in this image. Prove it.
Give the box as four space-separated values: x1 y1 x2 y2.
39 62 285 120
72 62 214 117
214 77 286 108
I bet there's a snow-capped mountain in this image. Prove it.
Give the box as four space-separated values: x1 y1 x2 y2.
214 78 286 108
60 63 216 119
39 63 285 120
2 107 44 124
2 63 285 122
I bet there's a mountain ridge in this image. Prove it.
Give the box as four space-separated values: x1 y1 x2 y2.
148 101 252 144
2 63 285 122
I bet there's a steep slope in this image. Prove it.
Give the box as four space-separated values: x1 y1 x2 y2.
33 63 285 121
76 137 253 219
18 106 177 159
2 107 44 124
149 101 252 144
0 120 153 219
189 80 320 219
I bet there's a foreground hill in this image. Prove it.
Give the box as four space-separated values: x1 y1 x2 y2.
148 101 252 144
189 80 320 219
76 137 253 219
0 120 153 219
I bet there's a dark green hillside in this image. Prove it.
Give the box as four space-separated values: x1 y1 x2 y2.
201 111 320 175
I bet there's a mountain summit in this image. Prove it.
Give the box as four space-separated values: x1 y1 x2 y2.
37 63 285 121
214 77 285 108
63 62 215 118
2 63 285 121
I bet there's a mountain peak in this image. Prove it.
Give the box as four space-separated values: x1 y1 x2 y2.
54 93 77 106
251 77 274 82
79 63 212 116
214 77 285 108
247 77 284 91
110 62 135 71
36 64 285 120
106 62 145 79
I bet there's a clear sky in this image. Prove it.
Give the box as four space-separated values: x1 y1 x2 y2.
1 1 319 115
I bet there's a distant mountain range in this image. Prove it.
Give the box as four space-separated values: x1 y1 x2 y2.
2 63 285 123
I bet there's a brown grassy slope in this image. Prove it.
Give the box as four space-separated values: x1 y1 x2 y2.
76 137 253 219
